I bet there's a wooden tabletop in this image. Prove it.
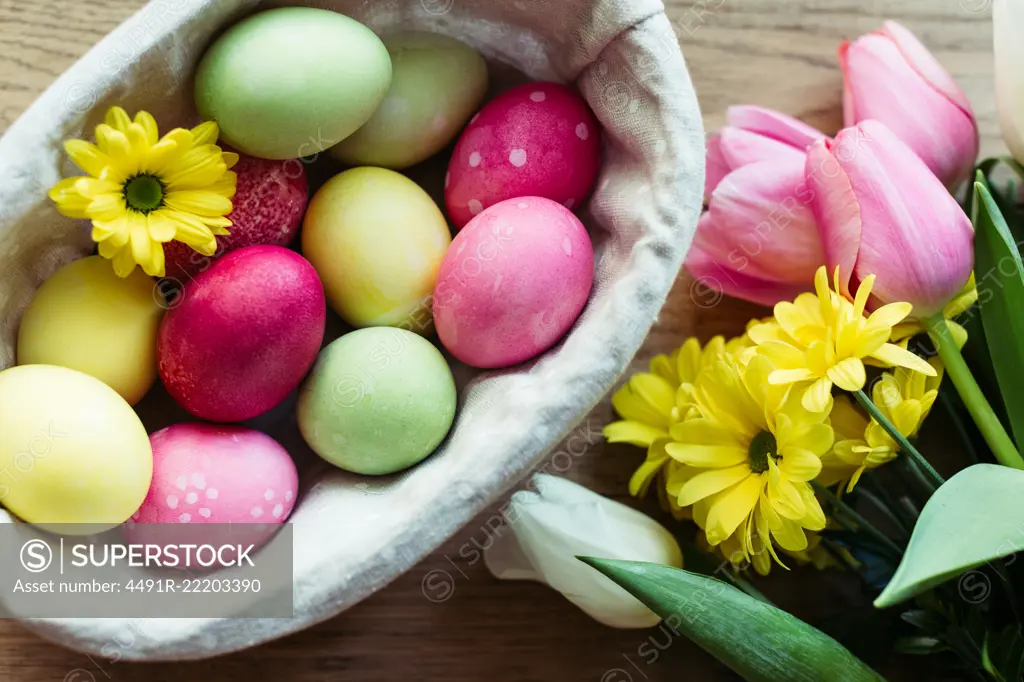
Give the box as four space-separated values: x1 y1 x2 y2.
0 0 999 680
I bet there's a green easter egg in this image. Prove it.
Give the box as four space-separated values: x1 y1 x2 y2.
330 32 488 169
195 7 392 160
297 328 457 475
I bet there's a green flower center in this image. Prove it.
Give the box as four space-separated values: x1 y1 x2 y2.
124 174 164 213
748 430 778 474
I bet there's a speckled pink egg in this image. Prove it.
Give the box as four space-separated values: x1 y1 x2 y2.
433 197 594 368
158 246 326 422
163 152 309 280
127 423 298 526
123 424 297 559
445 82 601 228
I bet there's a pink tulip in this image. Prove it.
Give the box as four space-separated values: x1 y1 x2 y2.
688 107 827 307
840 21 978 189
705 105 826 197
806 119 974 317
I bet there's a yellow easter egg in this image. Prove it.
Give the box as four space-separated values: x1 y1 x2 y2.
0 365 153 532
302 167 451 334
17 255 164 405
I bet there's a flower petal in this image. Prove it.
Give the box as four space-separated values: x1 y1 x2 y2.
704 475 764 545
677 465 752 507
826 357 866 392
870 343 937 375
190 121 220 146
163 190 233 217
664 442 748 468
725 105 827 151
778 447 823 482
684 247 810 308
64 140 111 177
147 211 178 243
767 459 806 519
801 377 833 413
698 157 825 283
603 421 668 448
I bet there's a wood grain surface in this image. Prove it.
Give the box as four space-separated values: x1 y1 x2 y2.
0 0 1000 680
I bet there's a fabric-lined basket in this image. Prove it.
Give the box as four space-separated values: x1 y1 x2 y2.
0 0 703 660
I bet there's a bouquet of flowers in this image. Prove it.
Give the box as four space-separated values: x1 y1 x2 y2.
484 5 1024 681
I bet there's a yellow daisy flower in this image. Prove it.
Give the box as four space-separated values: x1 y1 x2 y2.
667 353 831 571
819 360 941 492
749 266 936 413
605 336 731 498
49 106 238 278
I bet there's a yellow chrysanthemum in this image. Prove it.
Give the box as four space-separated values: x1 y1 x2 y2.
605 336 736 499
819 360 941 492
749 266 936 413
666 354 831 571
49 106 238 278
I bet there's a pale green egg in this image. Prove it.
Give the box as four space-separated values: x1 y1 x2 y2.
297 328 457 475
330 32 488 169
195 7 392 160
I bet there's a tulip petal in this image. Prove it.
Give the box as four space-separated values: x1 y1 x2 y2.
839 42 857 126
698 158 825 283
806 139 860 300
842 30 977 188
725 105 826 151
716 127 806 174
684 246 810 308
812 121 974 316
881 21 973 115
705 133 730 197
483 475 683 629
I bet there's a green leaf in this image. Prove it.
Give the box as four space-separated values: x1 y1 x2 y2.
875 463 1024 608
983 632 1009 682
578 557 885 682
972 176 1024 453
893 635 945 655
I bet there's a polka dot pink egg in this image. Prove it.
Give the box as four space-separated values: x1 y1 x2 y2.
445 82 601 228
126 423 298 530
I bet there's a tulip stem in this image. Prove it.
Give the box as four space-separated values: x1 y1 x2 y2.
853 390 944 489
924 314 1024 470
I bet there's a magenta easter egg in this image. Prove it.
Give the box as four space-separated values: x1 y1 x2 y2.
124 424 298 557
163 152 309 280
433 197 594 368
158 246 325 422
445 82 600 228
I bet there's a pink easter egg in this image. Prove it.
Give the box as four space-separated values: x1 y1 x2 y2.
158 245 326 422
124 424 298 558
445 82 601 228
163 152 309 281
433 197 594 368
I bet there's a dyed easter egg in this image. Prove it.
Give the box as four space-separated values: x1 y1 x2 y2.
302 167 451 333
0 365 152 532
297 328 457 475
163 152 308 279
330 32 488 169
195 7 392 159
125 424 297 528
433 197 594 368
158 246 326 422
445 82 601 228
16 256 163 405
